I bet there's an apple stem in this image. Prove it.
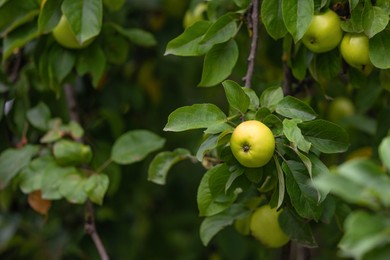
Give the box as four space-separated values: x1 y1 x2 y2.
243 144 251 152
243 0 259 88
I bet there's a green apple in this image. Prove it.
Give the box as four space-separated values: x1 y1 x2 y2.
327 97 355 123
340 33 373 75
302 9 342 53
230 120 275 168
250 204 290 248
52 16 95 49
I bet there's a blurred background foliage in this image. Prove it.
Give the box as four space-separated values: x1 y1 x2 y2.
1 0 388 259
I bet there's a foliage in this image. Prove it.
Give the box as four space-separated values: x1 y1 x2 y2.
0 0 390 259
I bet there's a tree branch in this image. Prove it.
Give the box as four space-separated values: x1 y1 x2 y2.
243 0 260 88
64 84 109 260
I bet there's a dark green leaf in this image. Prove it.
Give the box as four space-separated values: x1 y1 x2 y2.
283 161 324 220
299 119 349 153
261 0 288 40
282 0 314 42
369 30 390 69
49 44 76 83
340 4 364 33
110 23 157 47
279 207 318 248
53 140 92 166
291 45 308 81
0 145 39 189
165 20 212 56
222 80 250 114
200 204 250 246
41 164 76 199
59 173 87 204
147 148 191 185
111 130 165 165
309 48 342 82
103 0 125 12
199 40 239 87
76 43 106 87
362 4 388 38
62 0 103 43
196 135 219 162
164 104 226 132
274 157 285 209
38 0 62 33
276 96 317 121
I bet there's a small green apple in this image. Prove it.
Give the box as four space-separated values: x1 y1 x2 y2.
302 9 342 53
230 120 275 168
250 204 290 248
340 33 373 75
52 16 95 49
327 97 355 123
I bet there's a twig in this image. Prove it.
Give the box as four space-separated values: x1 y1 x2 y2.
64 84 109 260
243 0 259 88
282 62 293 95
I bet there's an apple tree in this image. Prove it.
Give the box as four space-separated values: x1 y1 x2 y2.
0 0 390 259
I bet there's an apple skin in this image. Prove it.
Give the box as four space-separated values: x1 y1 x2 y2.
52 16 95 49
327 97 355 123
302 9 342 53
340 33 373 74
230 120 275 168
250 205 290 248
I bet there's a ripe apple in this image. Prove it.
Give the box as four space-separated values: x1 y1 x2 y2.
230 120 275 168
340 33 373 74
250 204 290 248
302 9 342 53
52 16 95 49
327 97 355 122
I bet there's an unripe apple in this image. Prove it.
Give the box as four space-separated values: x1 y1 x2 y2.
52 16 95 49
340 33 373 75
230 120 275 168
302 9 343 53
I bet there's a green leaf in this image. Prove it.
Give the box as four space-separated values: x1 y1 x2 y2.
165 20 212 56
264 114 283 136
109 23 157 47
299 119 349 153
222 80 250 114
147 148 191 185
59 173 87 204
62 0 102 43
260 86 283 112
53 140 92 166
19 156 57 194
279 207 318 248
111 130 165 165
49 44 76 83
197 164 236 217
76 43 106 87
283 160 324 221
261 0 288 40
103 0 125 12
200 204 250 246
244 88 260 110
340 4 364 33
164 104 226 132
379 136 390 172
380 69 390 92
38 0 62 33
84 174 109 205
313 159 390 209
282 0 314 42
309 48 342 82
199 40 239 87
276 96 317 121
291 44 307 81
283 119 311 153
41 164 76 199
0 0 39 36
26 102 51 131
196 135 219 162
349 0 359 10
362 4 389 38
0 145 39 189
274 156 285 209
2 22 39 61
338 211 390 259
199 13 238 47
369 30 390 69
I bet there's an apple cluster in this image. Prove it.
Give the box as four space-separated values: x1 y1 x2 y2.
302 9 372 75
